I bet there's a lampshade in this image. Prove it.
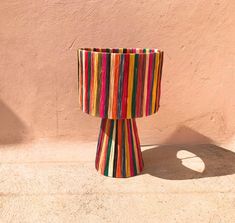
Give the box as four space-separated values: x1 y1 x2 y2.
77 48 164 119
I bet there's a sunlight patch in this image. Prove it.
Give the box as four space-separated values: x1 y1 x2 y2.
176 150 205 173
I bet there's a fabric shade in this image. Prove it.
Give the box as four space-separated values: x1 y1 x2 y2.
77 48 164 119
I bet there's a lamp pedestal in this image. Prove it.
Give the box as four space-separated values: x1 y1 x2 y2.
95 118 144 178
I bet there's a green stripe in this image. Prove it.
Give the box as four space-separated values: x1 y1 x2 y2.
95 53 102 116
132 54 139 117
104 121 114 176
149 53 156 114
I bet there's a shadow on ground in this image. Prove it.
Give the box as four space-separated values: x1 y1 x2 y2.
0 99 29 145
141 126 235 179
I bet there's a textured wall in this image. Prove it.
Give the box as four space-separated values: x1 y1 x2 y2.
0 0 235 145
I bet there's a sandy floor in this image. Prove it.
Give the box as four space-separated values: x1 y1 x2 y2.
1 139 235 223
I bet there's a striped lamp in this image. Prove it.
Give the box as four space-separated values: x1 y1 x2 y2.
77 48 164 177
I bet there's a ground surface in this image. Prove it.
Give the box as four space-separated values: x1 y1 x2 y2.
0 139 235 223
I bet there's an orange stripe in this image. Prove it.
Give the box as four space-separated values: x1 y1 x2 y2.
99 120 110 174
112 55 120 119
116 120 122 177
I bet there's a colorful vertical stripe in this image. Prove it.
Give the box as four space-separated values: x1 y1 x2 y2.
95 118 144 178
77 48 164 119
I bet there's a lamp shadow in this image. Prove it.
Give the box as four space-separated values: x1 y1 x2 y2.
0 100 29 145
141 126 235 179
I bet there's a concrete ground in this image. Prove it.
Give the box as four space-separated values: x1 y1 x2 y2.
0 139 235 223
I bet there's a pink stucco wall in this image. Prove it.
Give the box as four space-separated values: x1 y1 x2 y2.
0 0 235 145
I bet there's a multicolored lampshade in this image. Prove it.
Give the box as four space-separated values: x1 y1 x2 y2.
77 48 164 178
77 48 164 119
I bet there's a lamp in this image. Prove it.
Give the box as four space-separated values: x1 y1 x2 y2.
77 48 164 178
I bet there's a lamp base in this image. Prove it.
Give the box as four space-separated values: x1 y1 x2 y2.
95 118 144 178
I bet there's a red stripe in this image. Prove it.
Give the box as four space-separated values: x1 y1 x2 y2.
121 54 130 118
136 54 144 116
84 51 89 112
100 53 107 117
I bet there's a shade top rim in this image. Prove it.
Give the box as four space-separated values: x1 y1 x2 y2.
78 47 163 55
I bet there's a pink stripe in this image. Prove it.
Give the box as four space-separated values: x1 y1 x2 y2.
127 121 134 176
132 119 143 171
146 53 153 116
100 53 107 117
121 54 129 118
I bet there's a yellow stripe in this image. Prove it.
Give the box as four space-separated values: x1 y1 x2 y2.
125 121 130 176
143 54 149 116
108 121 116 176
108 54 115 118
151 53 160 114
92 53 98 116
127 54 135 118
